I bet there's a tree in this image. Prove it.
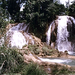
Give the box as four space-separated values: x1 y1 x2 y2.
46 2 66 18
0 7 9 28
69 1 75 17
21 1 65 34
0 0 26 22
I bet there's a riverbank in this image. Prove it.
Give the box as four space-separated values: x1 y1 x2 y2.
19 43 75 75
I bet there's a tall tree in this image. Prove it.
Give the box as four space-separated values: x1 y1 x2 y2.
22 0 65 32
7 0 20 21
0 7 9 28
0 0 26 22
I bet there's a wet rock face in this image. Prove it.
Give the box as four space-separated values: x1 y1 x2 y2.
67 17 75 41
50 20 58 43
46 16 75 52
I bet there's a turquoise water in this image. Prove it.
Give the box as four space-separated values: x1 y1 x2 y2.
49 58 75 67
39 57 75 67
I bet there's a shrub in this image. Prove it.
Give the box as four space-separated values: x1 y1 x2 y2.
51 64 75 75
42 46 53 55
21 63 47 75
0 46 24 74
28 45 41 55
0 46 47 75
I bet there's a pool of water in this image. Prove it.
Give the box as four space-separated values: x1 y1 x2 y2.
38 57 75 67
50 58 75 66
68 51 75 56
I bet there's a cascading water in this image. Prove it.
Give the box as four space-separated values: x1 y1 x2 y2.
6 23 34 49
10 23 29 33
46 16 75 54
46 21 54 45
57 16 71 52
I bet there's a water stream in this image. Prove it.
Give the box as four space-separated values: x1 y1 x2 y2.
38 57 75 67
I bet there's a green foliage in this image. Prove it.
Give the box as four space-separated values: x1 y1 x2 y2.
51 65 67 75
0 0 66 38
0 7 9 28
0 46 24 74
42 46 53 55
9 20 15 24
22 63 47 75
28 45 41 55
21 0 66 38
51 64 75 75
0 46 47 75
69 1 75 17
47 2 66 16
0 0 25 22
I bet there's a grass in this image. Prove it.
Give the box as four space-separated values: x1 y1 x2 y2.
0 46 24 74
28 44 41 55
21 63 47 75
0 46 47 75
42 46 53 56
51 64 75 75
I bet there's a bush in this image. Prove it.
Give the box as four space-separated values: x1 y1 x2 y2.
21 63 47 75
0 46 47 75
42 46 53 55
0 7 9 28
0 46 24 74
51 65 72 75
28 45 41 55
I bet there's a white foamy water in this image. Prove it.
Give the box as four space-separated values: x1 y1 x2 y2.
38 57 72 64
46 21 54 45
39 57 75 66
10 23 29 33
46 16 75 53
8 31 27 49
56 16 71 52
6 23 35 49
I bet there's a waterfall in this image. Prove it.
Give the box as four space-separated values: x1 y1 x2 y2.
46 21 54 45
6 23 34 49
46 16 75 53
10 23 29 33
57 16 71 52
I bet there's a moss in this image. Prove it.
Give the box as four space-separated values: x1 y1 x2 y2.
28 45 41 55
42 46 53 55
